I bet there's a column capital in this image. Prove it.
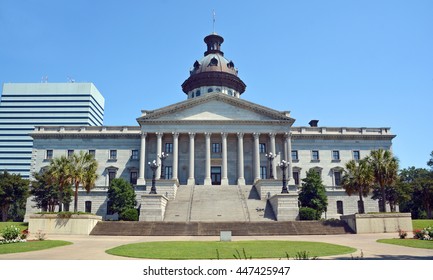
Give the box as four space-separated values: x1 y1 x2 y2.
141 132 147 138
188 132 196 138
156 132 163 138
237 132 244 139
269 132 276 138
284 132 292 139
221 132 228 138
253 132 260 140
204 132 212 138
172 132 180 138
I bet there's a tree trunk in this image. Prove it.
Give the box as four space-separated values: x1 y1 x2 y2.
358 191 365 214
74 182 79 213
380 185 386 212
1 204 9 222
58 184 63 212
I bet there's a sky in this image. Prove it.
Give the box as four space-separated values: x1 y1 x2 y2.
0 0 432 170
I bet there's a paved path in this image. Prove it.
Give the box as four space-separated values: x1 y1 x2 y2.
0 233 432 260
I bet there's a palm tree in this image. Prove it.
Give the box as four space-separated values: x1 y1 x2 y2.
47 156 72 212
70 151 98 212
367 149 399 212
341 159 374 214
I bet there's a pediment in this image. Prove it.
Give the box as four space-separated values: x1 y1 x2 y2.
137 93 294 123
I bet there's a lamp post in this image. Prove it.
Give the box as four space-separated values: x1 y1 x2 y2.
278 160 289 193
148 160 159 194
158 152 169 179
265 152 275 179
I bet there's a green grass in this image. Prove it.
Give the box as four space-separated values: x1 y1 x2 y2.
0 240 72 254
413 220 433 230
0 222 28 232
106 241 356 259
377 239 433 250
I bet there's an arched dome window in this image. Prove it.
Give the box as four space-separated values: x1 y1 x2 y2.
207 88 213 93
195 90 201 97
208 57 218 67
216 88 221 92
228 90 233 96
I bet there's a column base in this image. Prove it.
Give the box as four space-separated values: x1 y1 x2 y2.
187 178 195 186
221 178 229 185
137 178 146 186
237 177 245 185
204 178 212 185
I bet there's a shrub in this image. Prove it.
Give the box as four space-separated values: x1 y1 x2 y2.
119 208 139 221
299 207 318 220
398 229 407 239
414 226 433 240
1 225 21 241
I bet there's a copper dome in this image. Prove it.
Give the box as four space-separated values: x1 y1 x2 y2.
182 34 246 95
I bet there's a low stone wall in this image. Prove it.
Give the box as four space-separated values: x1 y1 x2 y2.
268 193 299 221
139 194 169 221
254 179 297 200
28 214 102 235
340 213 412 234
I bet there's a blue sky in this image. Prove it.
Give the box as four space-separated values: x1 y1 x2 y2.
0 0 432 169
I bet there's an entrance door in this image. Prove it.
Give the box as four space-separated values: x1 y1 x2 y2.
211 166 221 185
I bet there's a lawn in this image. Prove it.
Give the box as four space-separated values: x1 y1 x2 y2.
106 241 356 259
412 220 433 230
377 239 433 250
0 240 72 254
0 222 28 232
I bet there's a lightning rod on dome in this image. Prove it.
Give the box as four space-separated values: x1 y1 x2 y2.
212 10 216 34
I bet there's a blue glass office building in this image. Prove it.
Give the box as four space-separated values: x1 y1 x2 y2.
0 83 105 178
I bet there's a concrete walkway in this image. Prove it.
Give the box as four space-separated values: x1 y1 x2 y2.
0 233 432 260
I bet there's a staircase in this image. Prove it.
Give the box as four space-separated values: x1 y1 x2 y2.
90 220 353 236
164 185 273 222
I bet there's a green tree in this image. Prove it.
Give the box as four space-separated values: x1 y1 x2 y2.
341 159 374 214
47 155 72 212
411 169 433 219
0 171 29 222
428 151 433 170
366 149 399 212
298 169 328 219
70 151 98 212
107 178 137 217
31 171 72 212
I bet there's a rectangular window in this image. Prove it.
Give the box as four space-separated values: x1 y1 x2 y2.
291 150 298 161
109 150 117 160
67 150 74 158
131 150 139 160
260 166 267 179
293 171 300 185
106 200 114 215
85 201 92 213
108 171 116 185
353 150 360 161
164 166 173 179
165 143 173 153
334 171 341 186
212 143 221 153
46 150 53 160
130 171 137 185
336 201 344 215
88 150 96 157
312 150 319 161
332 150 340 161
259 143 266 154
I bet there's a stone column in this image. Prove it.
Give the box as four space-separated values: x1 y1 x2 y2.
221 132 228 185
155 132 163 179
285 132 293 183
187 132 195 185
237 132 245 185
137 132 147 185
172 132 179 181
269 132 277 179
204 132 212 185
253 132 261 182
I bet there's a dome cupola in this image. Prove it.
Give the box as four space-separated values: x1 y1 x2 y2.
182 33 246 99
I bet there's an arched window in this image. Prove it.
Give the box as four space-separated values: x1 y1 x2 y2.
191 92 195 98
216 88 221 92
228 90 233 96
195 90 201 97
207 88 213 93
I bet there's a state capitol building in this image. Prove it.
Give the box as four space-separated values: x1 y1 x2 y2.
26 33 395 221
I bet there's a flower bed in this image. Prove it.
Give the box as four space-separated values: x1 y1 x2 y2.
0 226 28 244
413 226 433 240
